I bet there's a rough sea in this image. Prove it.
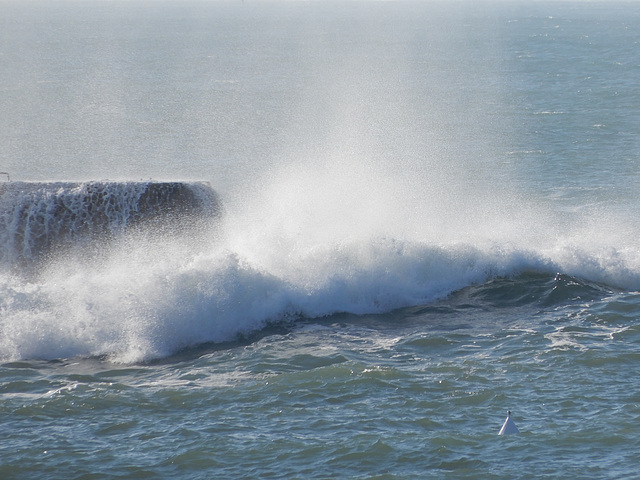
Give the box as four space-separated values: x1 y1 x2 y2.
1 1 640 478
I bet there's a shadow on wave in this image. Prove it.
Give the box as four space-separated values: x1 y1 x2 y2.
149 272 619 365
407 271 618 315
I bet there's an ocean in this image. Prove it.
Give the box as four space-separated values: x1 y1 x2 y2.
1 0 640 478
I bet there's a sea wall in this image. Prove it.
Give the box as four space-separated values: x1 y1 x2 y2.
0 181 221 268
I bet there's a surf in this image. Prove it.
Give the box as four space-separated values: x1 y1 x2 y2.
0 168 639 364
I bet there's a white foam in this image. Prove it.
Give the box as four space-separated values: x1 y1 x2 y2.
1 158 639 363
1 172 639 363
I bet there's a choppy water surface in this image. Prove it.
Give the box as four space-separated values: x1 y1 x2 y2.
2 275 639 479
1 1 640 478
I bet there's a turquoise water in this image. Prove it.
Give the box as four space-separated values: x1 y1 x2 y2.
1 1 640 478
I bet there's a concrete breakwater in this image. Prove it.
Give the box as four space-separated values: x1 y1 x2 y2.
0 181 221 267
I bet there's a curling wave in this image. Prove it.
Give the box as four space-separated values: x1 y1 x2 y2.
0 177 639 363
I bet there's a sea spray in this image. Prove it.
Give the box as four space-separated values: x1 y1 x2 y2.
1 0 640 363
1 171 639 362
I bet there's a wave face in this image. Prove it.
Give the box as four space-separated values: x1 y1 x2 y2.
1 203 637 364
1 176 639 363
0 181 220 269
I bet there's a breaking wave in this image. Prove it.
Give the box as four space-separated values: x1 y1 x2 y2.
0 177 638 363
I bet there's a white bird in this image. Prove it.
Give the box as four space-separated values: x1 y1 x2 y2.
498 410 520 435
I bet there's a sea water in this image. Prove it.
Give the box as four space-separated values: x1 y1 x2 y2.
1 1 640 478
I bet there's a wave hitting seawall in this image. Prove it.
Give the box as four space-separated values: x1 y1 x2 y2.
0 181 221 269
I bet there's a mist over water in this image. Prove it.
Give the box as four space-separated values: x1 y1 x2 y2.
1 1 639 364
